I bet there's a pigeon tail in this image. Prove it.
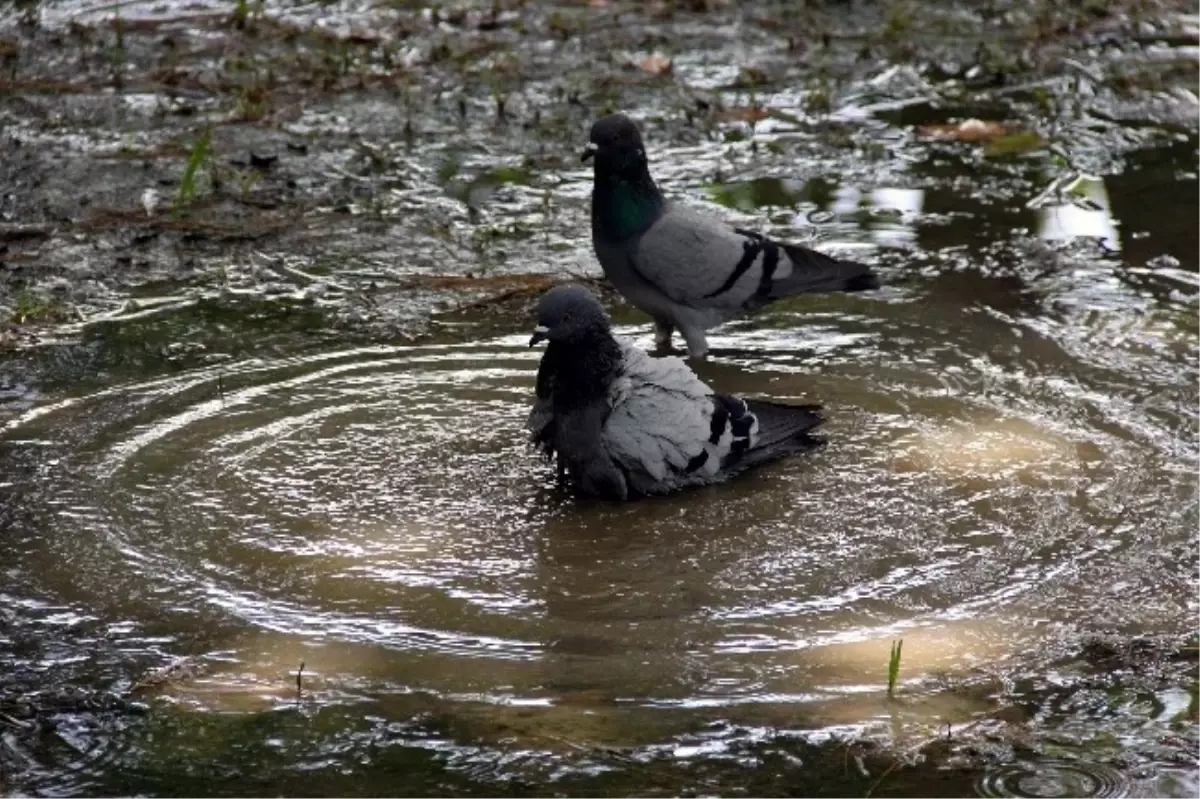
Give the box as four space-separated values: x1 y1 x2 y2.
758 243 879 302
745 399 823 447
725 399 825 474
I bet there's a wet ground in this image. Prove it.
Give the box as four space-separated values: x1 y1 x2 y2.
1 0 1198 796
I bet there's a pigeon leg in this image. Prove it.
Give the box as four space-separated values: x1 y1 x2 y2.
680 325 709 360
652 317 675 350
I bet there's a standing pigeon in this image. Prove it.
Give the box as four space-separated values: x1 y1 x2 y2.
526 285 824 501
583 113 880 359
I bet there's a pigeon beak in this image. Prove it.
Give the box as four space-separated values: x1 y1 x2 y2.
580 142 598 162
529 326 550 347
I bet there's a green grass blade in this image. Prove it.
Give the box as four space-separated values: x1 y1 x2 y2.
887 639 903 698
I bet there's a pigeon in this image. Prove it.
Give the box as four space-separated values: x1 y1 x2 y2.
582 112 880 359
526 285 824 501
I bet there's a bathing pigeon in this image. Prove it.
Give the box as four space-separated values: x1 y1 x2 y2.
583 113 880 359
526 285 824 501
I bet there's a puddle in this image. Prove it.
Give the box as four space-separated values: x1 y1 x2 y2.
3 240 1197 793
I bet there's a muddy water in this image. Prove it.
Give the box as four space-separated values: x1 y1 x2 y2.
2 0 1199 796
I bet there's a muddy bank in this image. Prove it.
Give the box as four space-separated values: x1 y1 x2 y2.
0 0 1196 359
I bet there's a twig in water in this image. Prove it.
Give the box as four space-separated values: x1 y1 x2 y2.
447 283 552 314
253 252 353 294
0 711 32 731
865 757 902 798
296 661 305 696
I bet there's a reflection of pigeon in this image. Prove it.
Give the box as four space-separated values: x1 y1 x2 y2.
526 285 824 500
583 113 880 359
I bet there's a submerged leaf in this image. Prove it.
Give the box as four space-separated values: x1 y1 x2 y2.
731 65 770 88
983 131 1045 157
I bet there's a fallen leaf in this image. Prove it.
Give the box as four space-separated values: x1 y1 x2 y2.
639 52 673 76
918 118 1008 142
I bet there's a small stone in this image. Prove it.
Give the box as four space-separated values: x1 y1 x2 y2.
1147 254 1181 269
141 188 161 216
249 150 278 169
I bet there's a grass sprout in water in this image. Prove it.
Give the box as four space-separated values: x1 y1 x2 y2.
888 639 904 699
175 127 212 217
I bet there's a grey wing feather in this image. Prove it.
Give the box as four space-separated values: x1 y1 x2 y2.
527 396 554 454
601 340 735 492
527 353 559 462
630 205 769 310
630 204 876 312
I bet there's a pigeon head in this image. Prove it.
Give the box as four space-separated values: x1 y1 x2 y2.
582 113 649 180
529 285 611 347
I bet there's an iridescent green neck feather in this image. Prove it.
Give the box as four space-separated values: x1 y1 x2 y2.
593 175 664 241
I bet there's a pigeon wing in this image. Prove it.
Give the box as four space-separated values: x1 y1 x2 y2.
527 346 559 459
601 340 745 492
630 204 877 313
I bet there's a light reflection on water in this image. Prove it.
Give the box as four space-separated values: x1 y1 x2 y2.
1036 176 1121 252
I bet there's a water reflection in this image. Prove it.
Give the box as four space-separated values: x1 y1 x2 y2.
1033 175 1121 252
706 176 925 246
829 185 926 246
